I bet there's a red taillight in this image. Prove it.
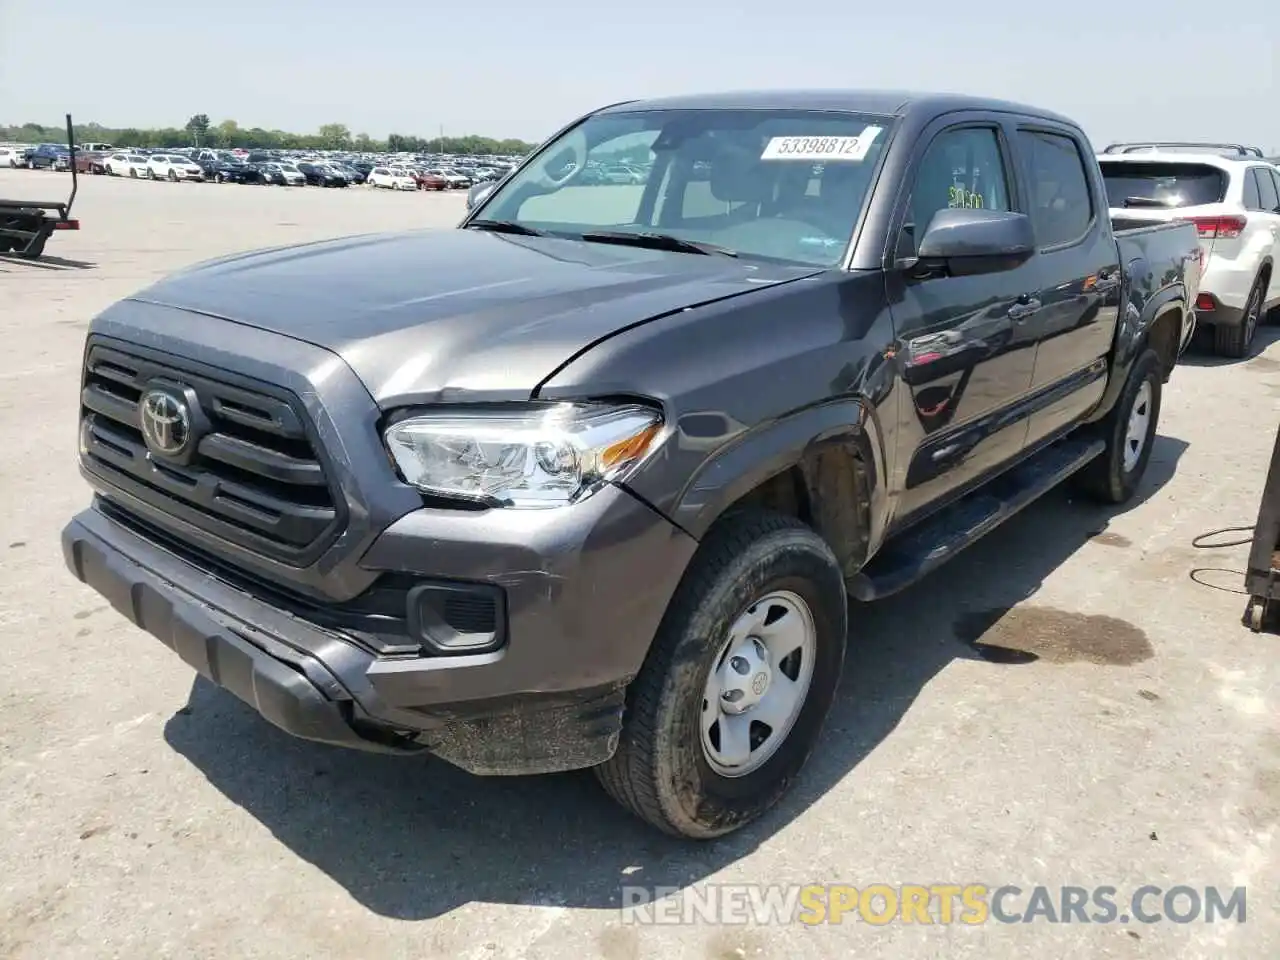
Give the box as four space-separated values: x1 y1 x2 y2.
1195 293 1216 311
53 219 79 230
1190 215 1246 239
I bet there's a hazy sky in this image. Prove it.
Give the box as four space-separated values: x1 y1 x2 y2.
2 0 1276 149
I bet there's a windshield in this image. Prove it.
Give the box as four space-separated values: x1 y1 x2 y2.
471 108 891 266
1099 161 1227 208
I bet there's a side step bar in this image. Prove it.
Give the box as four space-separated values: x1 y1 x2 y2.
849 436 1106 601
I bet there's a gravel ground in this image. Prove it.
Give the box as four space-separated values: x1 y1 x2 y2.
1 167 1278 960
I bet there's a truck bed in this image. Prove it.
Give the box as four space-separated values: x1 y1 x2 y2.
1112 215 1202 311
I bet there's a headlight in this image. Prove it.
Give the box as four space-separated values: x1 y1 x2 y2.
384 403 664 508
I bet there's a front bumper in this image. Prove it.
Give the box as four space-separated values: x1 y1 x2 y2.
62 480 697 774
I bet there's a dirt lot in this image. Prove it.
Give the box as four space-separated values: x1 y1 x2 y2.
1 167 1278 960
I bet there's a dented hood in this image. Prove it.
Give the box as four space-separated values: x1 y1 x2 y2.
129 228 817 407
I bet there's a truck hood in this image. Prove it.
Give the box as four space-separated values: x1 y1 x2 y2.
129 229 818 407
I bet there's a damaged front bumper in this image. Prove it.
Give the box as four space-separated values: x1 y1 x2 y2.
62 482 697 775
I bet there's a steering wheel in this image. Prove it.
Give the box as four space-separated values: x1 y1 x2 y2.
529 127 588 190
775 212 839 236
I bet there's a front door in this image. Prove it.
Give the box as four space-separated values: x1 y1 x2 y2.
885 121 1040 524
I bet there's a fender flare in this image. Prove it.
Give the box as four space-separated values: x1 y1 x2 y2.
665 399 890 577
1092 282 1187 420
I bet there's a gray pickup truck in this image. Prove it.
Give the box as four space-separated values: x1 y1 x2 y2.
62 91 1200 839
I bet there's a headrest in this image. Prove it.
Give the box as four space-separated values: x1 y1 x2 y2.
709 147 771 203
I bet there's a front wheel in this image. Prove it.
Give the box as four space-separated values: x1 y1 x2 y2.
595 510 847 838
1074 347 1162 504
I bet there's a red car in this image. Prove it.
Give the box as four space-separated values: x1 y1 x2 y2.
75 151 109 175
415 170 448 191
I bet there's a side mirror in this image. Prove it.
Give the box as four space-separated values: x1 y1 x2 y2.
914 208 1035 276
466 181 496 211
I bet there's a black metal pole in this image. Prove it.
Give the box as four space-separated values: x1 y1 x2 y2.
65 113 78 217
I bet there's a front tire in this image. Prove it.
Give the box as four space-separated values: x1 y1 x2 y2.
596 510 847 838
1074 347 1162 504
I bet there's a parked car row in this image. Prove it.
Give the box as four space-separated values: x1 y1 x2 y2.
3 142 517 192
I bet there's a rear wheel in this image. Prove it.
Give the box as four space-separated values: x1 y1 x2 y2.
595 510 847 838
1074 347 1162 504
1213 275 1265 358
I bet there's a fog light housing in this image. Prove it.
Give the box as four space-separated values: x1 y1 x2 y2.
407 582 506 654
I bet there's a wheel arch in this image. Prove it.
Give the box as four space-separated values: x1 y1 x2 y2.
663 399 889 579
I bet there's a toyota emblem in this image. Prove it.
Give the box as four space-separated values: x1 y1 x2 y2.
139 388 192 456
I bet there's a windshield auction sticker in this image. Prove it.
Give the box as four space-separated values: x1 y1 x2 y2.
760 126 883 161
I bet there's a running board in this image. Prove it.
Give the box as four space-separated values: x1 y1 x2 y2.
849 436 1106 601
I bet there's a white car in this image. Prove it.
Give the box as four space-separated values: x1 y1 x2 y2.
367 166 417 190
146 154 204 182
0 147 20 168
1098 143 1280 357
105 153 151 178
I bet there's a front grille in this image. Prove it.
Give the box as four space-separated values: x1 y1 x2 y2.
79 342 343 565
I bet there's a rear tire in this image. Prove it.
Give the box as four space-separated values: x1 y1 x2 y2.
1213 275 1264 358
595 510 847 839
1074 348 1162 505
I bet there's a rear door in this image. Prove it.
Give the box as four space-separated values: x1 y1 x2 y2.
1261 167 1280 311
884 116 1040 522
1248 167 1280 305
1015 124 1121 446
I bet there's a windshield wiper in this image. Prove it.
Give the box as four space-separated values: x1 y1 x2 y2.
579 230 738 258
1121 196 1173 208
465 219 548 237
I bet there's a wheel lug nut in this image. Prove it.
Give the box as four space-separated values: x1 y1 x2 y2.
722 689 744 703
730 655 750 675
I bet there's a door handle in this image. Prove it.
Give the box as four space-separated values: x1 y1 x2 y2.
1093 268 1120 293
1007 296 1041 321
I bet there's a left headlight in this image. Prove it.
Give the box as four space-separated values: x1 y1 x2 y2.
383 403 664 509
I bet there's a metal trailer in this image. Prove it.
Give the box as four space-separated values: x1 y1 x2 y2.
1245 422 1280 632
0 114 80 259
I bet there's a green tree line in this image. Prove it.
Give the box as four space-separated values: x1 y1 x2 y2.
0 113 536 156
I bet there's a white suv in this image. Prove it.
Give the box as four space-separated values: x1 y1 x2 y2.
367 166 417 190
1098 144 1280 357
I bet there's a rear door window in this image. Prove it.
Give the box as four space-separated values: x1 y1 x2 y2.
1254 167 1279 213
1242 169 1263 211
1098 161 1227 209
1017 129 1094 247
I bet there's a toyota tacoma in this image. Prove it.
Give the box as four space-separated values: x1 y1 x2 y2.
63 91 1200 838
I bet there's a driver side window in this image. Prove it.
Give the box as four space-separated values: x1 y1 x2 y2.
898 127 1011 257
